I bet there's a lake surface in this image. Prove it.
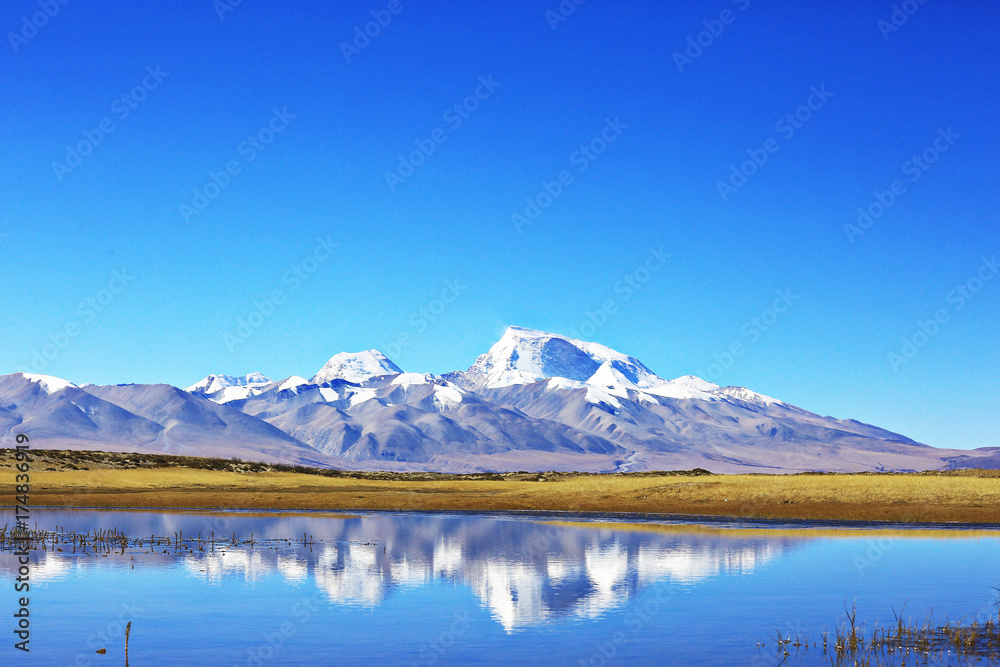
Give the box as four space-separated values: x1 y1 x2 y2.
5 509 999 665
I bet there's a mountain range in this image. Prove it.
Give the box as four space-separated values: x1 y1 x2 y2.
2 326 994 473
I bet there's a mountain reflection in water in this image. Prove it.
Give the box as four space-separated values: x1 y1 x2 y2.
13 510 791 632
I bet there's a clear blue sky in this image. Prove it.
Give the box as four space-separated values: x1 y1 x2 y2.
2 1 997 450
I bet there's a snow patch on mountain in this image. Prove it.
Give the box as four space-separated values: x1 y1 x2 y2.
585 386 622 410
547 377 586 392
18 372 77 393
391 373 432 388
716 386 783 407
458 327 665 390
586 360 656 395
8 320 987 473
646 376 720 401
348 388 379 407
433 385 464 409
278 376 310 392
311 350 402 384
214 385 266 403
185 372 271 395
318 388 341 402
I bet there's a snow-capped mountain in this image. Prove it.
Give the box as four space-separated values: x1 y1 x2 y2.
311 350 403 384
445 327 786 408
11 372 78 394
446 326 665 390
0 372 339 467
2 327 995 473
185 372 272 395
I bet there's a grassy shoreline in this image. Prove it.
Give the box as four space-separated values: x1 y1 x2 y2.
4 449 1000 524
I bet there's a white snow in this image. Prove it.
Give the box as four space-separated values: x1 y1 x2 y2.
585 386 622 409
19 373 76 393
641 375 720 401
585 362 636 397
214 383 270 404
318 388 340 402
391 373 432 388
433 385 464 409
549 375 637 405
640 377 783 407
458 330 790 413
278 376 310 392
671 375 721 392
215 386 250 403
465 327 666 390
312 350 402 384
716 386 783 406
634 392 660 405
546 377 586 391
185 372 271 394
348 388 379 407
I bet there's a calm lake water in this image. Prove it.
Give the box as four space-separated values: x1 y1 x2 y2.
6 509 999 665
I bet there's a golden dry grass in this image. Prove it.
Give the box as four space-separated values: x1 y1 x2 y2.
5 460 1000 523
541 520 1000 539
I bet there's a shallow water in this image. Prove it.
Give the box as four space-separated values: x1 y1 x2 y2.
6 509 999 665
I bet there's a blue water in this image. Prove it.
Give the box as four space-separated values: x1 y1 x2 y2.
5 510 999 665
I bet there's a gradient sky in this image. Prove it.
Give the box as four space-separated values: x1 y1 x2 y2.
2 0 997 450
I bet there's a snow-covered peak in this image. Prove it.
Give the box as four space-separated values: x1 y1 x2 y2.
432 384 464 409
277 376 310 392
670 375 720 393
715 385 783 407
390 372 433 388
586 359 661 391
459 326 666 390
311 350 402 385
185 372 271 395
640 377 784 406
18 372 77 394
645 377 720 401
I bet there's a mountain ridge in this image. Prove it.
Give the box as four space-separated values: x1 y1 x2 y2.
2 327 993 474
